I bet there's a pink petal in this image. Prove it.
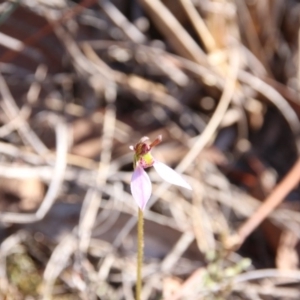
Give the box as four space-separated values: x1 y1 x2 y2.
131 166 152 210
153 161 192 190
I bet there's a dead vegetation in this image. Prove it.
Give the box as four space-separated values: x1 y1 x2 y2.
0 0 300 299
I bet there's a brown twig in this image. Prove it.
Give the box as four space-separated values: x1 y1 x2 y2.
233 157 300 248
0 0 98 63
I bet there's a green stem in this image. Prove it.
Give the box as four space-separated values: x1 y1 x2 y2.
136 208 144 300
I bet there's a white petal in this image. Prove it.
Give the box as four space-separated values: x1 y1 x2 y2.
153 161 192 190
130 166 152 210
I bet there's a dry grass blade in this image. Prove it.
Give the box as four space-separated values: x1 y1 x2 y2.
99 0 146 43
0 73 49 155
139 0 207 65
179 0 216 52
0 120 68 223
79 103 116 254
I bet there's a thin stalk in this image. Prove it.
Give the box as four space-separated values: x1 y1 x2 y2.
136 208 144 300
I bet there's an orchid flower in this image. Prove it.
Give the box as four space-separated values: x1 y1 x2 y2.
130 135 192 210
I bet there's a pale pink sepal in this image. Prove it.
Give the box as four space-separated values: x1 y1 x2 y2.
130 165 152 210
153 161 192 190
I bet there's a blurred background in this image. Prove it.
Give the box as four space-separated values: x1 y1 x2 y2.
0 0 300 299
